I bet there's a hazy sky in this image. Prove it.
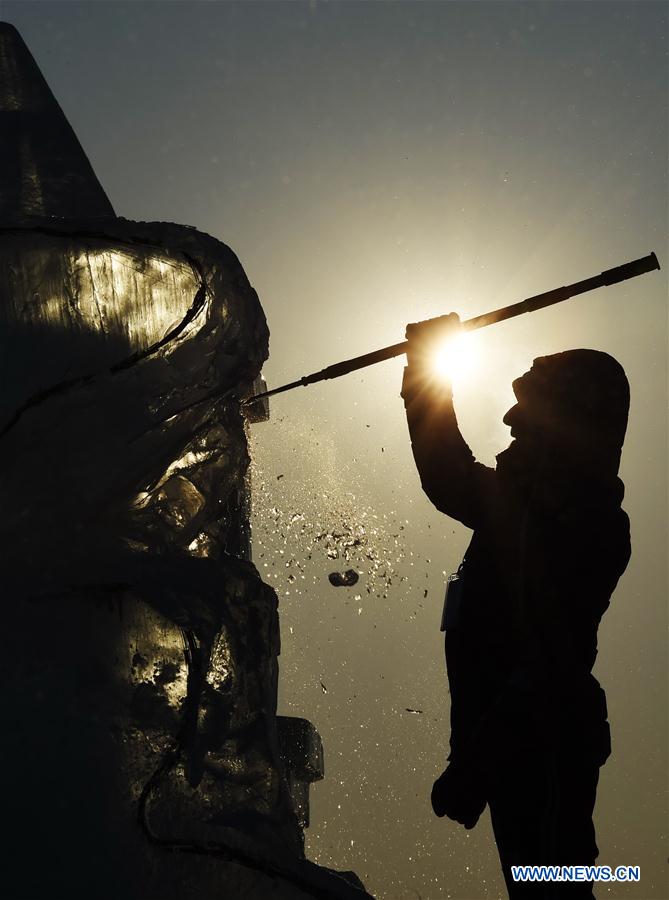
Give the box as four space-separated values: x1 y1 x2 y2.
3 2 666 898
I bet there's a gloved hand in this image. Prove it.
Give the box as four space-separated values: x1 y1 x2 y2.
431 759 487 829
405 313 461 369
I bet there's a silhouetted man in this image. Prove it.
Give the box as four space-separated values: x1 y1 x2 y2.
401 314 631 898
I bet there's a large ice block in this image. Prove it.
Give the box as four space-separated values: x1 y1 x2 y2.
0 21 372 900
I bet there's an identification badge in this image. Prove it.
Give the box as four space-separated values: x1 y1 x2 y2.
440 569 465 631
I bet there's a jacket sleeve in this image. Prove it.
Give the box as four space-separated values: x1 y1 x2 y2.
401 363 494 530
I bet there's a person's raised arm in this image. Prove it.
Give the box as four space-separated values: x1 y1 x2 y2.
401 314 494 529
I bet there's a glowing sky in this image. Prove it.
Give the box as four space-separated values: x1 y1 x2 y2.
3 2 666 897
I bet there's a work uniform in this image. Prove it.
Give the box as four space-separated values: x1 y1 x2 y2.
402 345 631 899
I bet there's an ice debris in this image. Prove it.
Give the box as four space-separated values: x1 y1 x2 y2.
328 570 359 588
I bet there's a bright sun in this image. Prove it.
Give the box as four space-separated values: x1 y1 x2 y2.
432 332 479 383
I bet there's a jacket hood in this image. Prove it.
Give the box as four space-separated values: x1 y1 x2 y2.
497 349 630 488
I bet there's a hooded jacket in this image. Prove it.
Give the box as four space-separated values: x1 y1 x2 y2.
402 349 631 766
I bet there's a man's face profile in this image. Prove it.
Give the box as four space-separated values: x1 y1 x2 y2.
502 369 548 456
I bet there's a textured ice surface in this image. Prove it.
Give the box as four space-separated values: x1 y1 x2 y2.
0 218 267 569
0 218 339 896
0 19 371 897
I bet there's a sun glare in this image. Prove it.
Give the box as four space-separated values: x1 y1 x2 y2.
432 332 479 383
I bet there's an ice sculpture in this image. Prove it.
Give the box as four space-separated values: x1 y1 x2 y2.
0 22 370 900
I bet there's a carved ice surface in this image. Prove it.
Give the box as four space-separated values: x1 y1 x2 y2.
0 217 323 895
0 218 267 568
0 21 372 899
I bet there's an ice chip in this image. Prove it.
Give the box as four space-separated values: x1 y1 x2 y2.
328 570 359 587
